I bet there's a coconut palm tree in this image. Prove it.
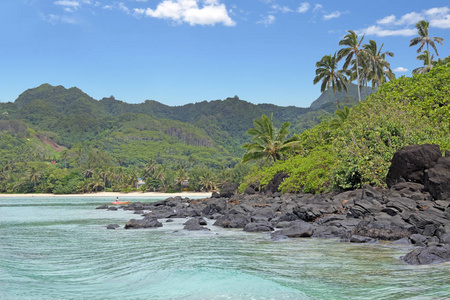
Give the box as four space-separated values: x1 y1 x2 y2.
329 106 351 130
409 20 444 68
338 30 365 102
154 165 168 191
362 40 395 88
313 53 351 108
242 114 299 163
413 50 434 75
27 166 42 189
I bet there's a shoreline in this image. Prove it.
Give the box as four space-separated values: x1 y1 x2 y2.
0 191 212 198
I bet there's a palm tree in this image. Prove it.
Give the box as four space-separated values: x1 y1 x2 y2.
329 106 351 130
199 171 216 192
362 40 395 88
27 166 42 189
313 53 351 108
242 114 299 163
154 165 168 191
175 166 189 189
144 159 158 179
409 20 444 68
413 50 434 75
338 30 365 102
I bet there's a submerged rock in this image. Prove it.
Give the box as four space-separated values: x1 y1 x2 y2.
401 244 450 265
107 224 120 229
124 217 162 229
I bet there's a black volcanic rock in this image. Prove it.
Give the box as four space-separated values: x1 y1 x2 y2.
386 144 441 187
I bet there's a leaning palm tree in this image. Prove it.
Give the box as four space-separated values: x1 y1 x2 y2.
338 30 365 102
412 50 434 75
362 40 395 88
409 20 444 68
313 53 351 108
242 114 299 163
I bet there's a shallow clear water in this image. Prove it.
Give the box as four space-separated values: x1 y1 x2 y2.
1 196 449 300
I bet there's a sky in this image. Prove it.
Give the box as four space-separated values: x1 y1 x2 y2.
1 0 449 107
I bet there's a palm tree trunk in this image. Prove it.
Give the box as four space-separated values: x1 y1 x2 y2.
356 56 361 102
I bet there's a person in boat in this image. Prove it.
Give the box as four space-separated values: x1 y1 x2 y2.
116 197 119 203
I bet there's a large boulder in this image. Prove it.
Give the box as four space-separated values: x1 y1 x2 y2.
386 144 442 187
244 222 274 232
183 218 210 231
213 214 250 228
351 221 414 240
263 172 289 194
271 221 314 238
124 217 163 229
401 244 450 265
219 183 238 198
424 155 450 200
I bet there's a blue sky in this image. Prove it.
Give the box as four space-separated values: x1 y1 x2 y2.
1 0 449 107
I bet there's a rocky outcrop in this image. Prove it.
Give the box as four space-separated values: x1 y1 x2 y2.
386 144 441 187
386 144 450 200
424 154 450 200
107 144 450 265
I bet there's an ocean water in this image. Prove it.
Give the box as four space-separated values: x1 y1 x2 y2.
0 196 449 300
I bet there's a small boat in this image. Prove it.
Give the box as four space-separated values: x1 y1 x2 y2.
110 201 130 205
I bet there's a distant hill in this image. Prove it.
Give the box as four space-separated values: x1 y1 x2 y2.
0 83 370 169
309 83 375 110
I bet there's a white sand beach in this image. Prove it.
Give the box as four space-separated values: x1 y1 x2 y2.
0 192 212 198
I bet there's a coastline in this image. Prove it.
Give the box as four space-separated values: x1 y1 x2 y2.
0 191 212 198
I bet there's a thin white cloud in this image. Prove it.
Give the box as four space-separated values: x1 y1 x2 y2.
54 0 80 7
257 14 275 27
377 15 395 25
270 4 293 14
297 2 310 13
367 6 450 36
323 11 341 20
360 25 416 37
137 0 235 26
41 13 80 25
118 2 130 14
313 4 323 13
393 67 409 72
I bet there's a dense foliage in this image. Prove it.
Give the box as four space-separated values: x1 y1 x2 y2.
1 82 352 194
240 63 450 193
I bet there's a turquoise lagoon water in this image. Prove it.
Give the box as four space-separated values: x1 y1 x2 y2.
0 196 449 300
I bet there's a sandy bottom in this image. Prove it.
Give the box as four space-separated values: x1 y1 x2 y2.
0 192 212 198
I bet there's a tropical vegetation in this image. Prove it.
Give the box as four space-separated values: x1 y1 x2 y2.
240 20 449 194
1 20 447 196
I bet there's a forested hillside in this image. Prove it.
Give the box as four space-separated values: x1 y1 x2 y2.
0 82 361 194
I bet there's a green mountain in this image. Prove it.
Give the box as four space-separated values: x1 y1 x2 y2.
0 82 374 194
0 83 367 164
309 83 374 110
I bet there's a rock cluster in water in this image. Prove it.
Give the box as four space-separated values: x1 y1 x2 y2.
99 144 450 265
